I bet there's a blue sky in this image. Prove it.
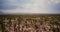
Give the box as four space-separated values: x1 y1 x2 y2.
0 0 60 14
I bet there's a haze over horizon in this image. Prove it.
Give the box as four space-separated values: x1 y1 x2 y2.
0 0 60 14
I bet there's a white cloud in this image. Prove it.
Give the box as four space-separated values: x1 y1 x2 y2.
1 0 60 14
50 0 60 3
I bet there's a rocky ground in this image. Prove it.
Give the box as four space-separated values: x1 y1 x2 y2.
0 15 60 32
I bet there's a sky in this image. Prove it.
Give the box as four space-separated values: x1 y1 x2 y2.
0 0 60 14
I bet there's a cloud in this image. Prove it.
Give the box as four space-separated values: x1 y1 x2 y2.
0 0 60 14
52 3 60 11
0 0 18 10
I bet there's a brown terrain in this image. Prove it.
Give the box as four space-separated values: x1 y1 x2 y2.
0 14 60 32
